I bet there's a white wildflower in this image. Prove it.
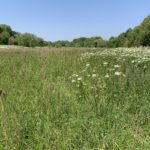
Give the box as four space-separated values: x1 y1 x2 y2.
105 74 110 78
114 65 120 68
92 74 97 78
103 62 108 66
86 63 90 67
131 60 135 64
114 71 122 76
77 77 82 81
71 79 76 83
76 75 79 78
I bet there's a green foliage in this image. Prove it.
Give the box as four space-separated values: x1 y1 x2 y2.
0 24 48 47
0 24 12 35
71 36 106 48
52 37 106 48
53 40 70 47
0 31 10 44
0 24 13 44
15 33 46 47
53 16 150 48
107 16 150 47
1 15 150 48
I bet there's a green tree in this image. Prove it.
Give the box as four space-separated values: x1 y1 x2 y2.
16 33 45 47
0 31 10 44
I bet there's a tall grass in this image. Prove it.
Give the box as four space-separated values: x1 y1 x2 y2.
0 48 150 149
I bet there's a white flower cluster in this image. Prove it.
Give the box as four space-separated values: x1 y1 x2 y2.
70 47 150 87
81 47 150 63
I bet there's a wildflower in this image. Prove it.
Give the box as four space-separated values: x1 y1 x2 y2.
131 60 135 64
103 62 108 66
86 63 90 67
114 65 120 68
76 75 79 78
105 74 109 78
77 77 82 81
92 74 97 78
71 79 76 83
114 71 122 76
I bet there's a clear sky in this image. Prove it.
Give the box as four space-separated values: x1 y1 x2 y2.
0 0 150 41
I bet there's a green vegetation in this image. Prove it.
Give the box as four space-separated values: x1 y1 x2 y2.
107 16 150 47
0 24 47 47
1 15 150 48
53 37 106 48
0 47 150 149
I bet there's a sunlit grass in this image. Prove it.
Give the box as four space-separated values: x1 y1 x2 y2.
0 47 150 149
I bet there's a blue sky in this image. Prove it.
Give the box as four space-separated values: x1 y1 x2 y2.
0 0 150 41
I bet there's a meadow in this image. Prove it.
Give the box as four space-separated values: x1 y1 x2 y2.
0 47 150 150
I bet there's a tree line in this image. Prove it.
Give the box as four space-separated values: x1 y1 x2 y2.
0 16 150 47
107 16 150 47
0 24 48 47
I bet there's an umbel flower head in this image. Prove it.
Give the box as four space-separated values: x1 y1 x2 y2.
114 71 122 76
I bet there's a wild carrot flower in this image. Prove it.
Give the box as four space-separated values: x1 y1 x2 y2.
86 63 90 67
92 74 97 78
77 77 82 81
114 65 120 68
103 62 108 66
105 74 109 78
114 71 122 76
72 79 76 83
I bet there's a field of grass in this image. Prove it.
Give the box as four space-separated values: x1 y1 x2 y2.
0 47 150 149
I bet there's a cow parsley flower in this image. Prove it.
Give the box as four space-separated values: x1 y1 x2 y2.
105 74 110 78
77 77 82 81
114 71 122 76
114 65 120 68
92 74 97 78
103 62 108 66
72 79 76 83
131 60 135 64
76 75 79 78
86 63 90 67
